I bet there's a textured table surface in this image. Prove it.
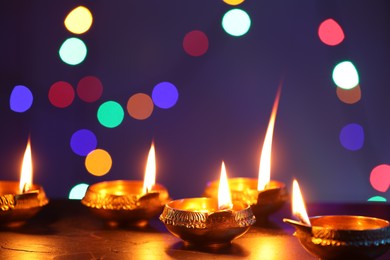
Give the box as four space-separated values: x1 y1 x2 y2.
1 200 390 259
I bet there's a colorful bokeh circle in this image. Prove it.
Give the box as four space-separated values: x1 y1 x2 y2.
222 9 251 37
10 85 33 113
77 75 103 103
223 0 245 5
370 164 390 193
85 149 112 176
336 85 361 104
64 6 93 35
68 183 89 200
183 30 209 57
59 37 88 66
339 123 364 151
97 101 124 128
48 81 75 108
70 129 98 156
367 196 386 202
332 61 359 90
152 82 179 109
127 93 154 120
318 19 345 46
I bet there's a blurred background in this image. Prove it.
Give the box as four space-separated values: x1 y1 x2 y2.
1 0 390 202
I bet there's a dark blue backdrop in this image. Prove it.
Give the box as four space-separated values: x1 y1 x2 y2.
1 0 390 202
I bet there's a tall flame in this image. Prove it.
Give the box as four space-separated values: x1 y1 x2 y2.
258 85 282 191
218 161 233 210
143 142 156 193
292 179 311 226
19 140 33 193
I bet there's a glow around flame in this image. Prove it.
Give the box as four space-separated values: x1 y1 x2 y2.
292 179 311 226
218 161 233 210
258 86 281 191
143 142 156 193
20 140 33 193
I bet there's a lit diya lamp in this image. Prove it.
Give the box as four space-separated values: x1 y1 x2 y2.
160 161 256 247
283 180 390 259
82 142 170 227
204 86 288 221
0 139 49 227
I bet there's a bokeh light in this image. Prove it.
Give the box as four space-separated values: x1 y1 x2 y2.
48 81 75 108
367 196 387 202
9 85 33 113
59 37 88 65
183 30 209 57
332 61 359 90
85 149 112 176
68 183 89 200
336 85 361 104
318 18 345 46
223 0 245 5
97 101 124 128
70 129 98 156
339 123 364 151
370 164 390 192
127 93 154 120
77 75 103 102
152 82 179 109
222 9 251 37
64 6 93 34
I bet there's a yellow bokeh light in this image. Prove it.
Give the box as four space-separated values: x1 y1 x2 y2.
223 0 245 5
85 149 112 176
64 6 93 34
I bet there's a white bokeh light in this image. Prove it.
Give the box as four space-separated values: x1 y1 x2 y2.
222 9 251 37
332 61 359 90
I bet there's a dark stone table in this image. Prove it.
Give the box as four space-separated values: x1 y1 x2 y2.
1 200 390 259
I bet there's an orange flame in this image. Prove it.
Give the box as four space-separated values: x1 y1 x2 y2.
292 179 311 226
19 140 33 193
258 86 282 191
218 161 233 210
143 142 156 193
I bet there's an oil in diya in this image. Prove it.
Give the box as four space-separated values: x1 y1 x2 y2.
204 86 288 222
160 161 256 247
0 140 49 227
283 179 390 259
82 142 170 227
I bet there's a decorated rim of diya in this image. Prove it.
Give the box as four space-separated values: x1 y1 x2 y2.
0 181 49 211
159 197 256 246
81 180 170 210
284 215 390 259
0 181 49 225
287 215 390 243
159 197 256 229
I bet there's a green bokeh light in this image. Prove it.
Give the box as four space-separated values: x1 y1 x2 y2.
367 196 387 202
97 100 124 128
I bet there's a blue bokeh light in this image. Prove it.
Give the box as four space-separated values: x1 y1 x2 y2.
10 85 33 112
152 82 179 109
339 123 364 151
70 129 98 156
